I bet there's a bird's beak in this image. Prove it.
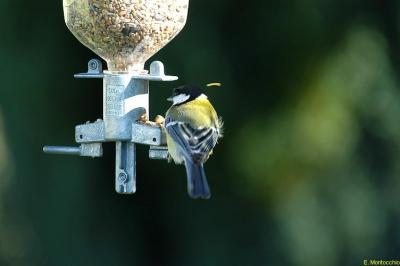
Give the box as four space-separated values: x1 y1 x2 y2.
167 97 173 102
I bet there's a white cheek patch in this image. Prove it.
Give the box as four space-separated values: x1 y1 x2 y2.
173 94 190 105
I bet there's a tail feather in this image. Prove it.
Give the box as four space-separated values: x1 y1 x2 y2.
184 160 211 199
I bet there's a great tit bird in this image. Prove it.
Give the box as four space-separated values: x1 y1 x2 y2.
165 85 223 199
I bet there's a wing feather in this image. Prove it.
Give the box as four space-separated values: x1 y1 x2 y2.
165 117 219 163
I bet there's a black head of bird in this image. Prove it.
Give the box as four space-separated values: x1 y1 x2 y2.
167 85 205 106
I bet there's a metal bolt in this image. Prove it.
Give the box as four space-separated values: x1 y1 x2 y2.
118 172 128 184
89 60 98 70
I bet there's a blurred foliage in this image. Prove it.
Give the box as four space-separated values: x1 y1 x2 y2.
1 0 400 266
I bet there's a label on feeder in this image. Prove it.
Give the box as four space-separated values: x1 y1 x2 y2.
106 85 124 116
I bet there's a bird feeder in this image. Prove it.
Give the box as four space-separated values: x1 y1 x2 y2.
43 0 189 194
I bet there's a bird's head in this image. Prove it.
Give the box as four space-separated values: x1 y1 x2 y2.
167 85 207 106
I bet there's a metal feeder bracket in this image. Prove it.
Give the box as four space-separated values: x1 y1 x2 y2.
43 59 175 194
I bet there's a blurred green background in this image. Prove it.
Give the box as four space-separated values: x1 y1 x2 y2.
1 0 400 265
